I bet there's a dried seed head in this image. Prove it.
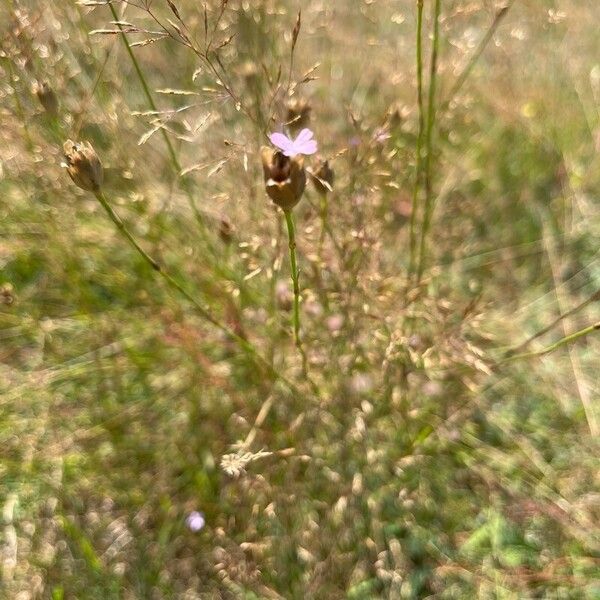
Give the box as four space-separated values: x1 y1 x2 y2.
285 97 311 134
62 140 103 192
310 158 334 196
260 147 306 212
32 80 58 116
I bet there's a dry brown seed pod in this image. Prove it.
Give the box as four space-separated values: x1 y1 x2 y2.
62 140 103 192
260 147 306 212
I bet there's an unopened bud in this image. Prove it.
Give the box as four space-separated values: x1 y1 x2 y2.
285 97 311 134
310 158 334 196
62 140 103 192
260 147 306 212
32 81 58 116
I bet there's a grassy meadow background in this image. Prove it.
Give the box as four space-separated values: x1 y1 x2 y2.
1 0 600 597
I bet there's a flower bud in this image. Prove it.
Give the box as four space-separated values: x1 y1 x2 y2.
32 80 58 116
310 158 334 197
285 97 311 134
62 140 103 192
260 147 306 212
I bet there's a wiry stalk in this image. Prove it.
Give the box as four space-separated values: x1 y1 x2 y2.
441 2 513 112
408 0 425 280
92 189 299 395
107 2 204 228
416 0 442 284
284 210 301 345
284 210 309 374
106 2 256 302
500 322 600 364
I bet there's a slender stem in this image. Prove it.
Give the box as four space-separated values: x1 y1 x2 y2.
318 193 328 256
416 0 442 284
499 322 600 364
106 2 255 301
107 2 204 227
284 210 301 346
284 209 310 377
408 0 425 280
92 189 299 395
508 288 600 356
441 2 513 113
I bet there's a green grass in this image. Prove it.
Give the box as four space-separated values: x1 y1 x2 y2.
1 1 599 598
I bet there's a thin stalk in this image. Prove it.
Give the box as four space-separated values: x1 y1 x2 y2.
92 189 299 396
441 2 513 113
317 193 328 256
499 322 600 364
416 0 442 284
284 210 301 345
107 2 204 227
507 288 600 356
106 2 255 302
408 0 425 280
284 210 309 374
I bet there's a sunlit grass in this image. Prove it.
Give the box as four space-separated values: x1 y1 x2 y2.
1 1 599 598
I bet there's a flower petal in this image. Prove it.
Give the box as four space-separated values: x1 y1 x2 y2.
294 139 318 155
294 128 314 144
269 132 294 154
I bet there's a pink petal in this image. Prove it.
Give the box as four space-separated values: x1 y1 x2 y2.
269 132 294 154
295 139 318 155
294 128 314 144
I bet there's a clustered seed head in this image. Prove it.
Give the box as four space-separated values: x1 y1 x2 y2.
63 140 103 192
32 80 58 116
285 97 311 134
311 158 334 197
260 147 306 212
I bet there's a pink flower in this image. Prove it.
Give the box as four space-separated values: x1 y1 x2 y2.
269 128 318 157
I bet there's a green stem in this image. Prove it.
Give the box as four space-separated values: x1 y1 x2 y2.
408 0 425 280
107 2 204 228
416 0 442 284
92 189 298 395
441 2 513 113
318 193 328 256
499 322 600 364
284 210 301 346
106 2 255 304
508 288 600 356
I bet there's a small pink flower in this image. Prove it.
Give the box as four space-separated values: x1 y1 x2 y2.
269 128 318 157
